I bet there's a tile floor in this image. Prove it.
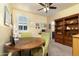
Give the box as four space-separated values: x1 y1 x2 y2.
48 39 72 56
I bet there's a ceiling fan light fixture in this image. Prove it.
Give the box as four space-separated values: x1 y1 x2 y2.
43 8 46 12
47 7 49 11
43 7 49 12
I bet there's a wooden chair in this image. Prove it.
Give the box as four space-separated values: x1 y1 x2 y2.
20 32 32 38
8 52 13 56
41 32 50 56
31 32 50 56
0 50 13 56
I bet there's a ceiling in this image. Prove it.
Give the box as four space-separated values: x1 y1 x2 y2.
12 3 77 16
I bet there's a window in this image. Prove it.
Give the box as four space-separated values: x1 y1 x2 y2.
18 16 28 32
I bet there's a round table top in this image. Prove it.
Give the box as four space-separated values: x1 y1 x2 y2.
5 37 44 52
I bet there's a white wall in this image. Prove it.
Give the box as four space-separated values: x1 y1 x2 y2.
12 8 47 37
0 4 11 55
52 4 79 20
51 21 55 32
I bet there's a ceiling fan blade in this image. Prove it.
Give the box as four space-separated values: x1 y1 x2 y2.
49 7 57 9
38 8 43 11
49 3 52 6
39 3 45 7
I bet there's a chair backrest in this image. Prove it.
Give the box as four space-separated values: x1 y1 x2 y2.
20 32 32 38
41 32 50 47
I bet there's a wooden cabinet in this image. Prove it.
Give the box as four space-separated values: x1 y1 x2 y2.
55 34 63 44
55 14 79 47
64 36 72 47
73 34 79 56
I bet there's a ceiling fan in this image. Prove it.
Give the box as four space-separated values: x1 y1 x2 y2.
38 3 57 13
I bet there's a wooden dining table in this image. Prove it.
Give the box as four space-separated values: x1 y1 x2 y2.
5 37 44 56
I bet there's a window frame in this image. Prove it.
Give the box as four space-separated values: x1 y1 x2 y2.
17 15 29 32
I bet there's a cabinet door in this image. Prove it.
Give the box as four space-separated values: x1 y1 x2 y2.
73 37 79 56
64 35 72 47
55 34 63 44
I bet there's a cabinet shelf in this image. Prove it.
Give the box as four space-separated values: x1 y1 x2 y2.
65 29 78 31
55 29 64 31
55 25 64 27
65 22 78 25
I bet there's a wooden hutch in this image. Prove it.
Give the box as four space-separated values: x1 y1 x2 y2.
55 14 79 47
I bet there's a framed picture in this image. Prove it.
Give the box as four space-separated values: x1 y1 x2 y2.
35 23 40 29
41 23 46 29
4 6 12 26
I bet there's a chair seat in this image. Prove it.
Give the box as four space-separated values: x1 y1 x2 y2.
31 47 43 56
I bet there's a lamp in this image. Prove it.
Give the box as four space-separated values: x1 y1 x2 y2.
13 25 19 41
9 24 16 46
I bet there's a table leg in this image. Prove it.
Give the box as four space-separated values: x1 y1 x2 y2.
18 50 21 56
29 49 32 56
18 50 31 56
